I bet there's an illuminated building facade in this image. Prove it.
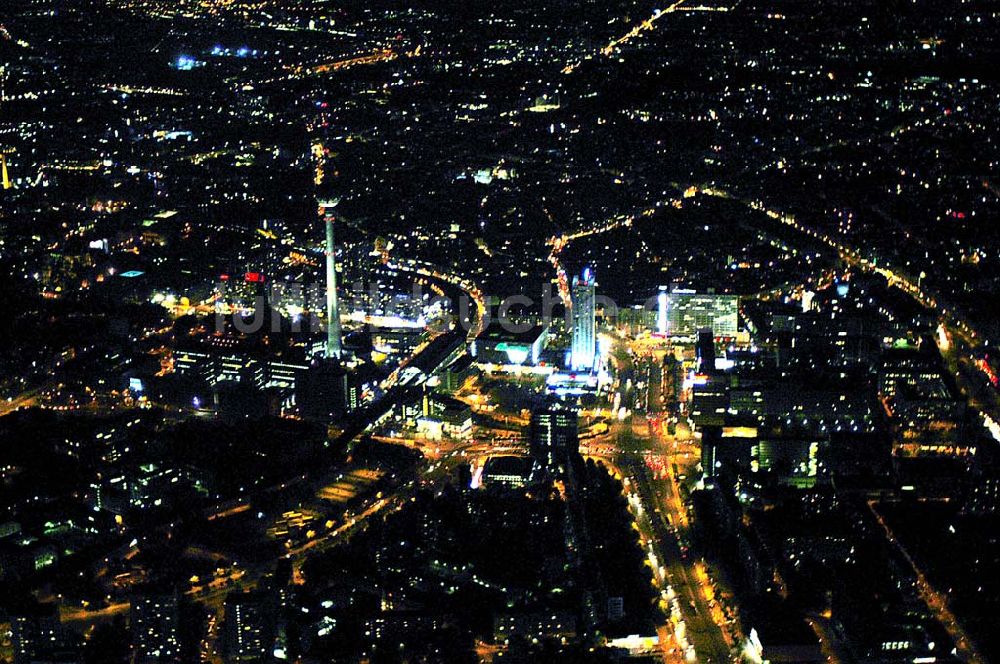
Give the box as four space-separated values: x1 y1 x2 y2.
482 456 533 489
751 437 826 489
472 322 549 366
571 268 597 372
690 374 729 429
529 404 579 472
11 614 81 664
132 594 181 663
665 291 739 338
223 589 276 663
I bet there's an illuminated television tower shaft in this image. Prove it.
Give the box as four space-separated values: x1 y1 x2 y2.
321 199 343 360
1 153 10 190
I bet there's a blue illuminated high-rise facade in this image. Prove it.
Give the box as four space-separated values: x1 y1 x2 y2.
571 268 596 372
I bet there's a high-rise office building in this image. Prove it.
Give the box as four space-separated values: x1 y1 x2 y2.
690 374 728 429
700 426 722 484
696 328 717 374
657 287 669 335
132 593 181 663
529 404 579 472
571 268 596 372
223 588 277 663
665 290 739 338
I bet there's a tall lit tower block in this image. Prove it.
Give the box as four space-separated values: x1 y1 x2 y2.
571 267 597 372
529 404 579 472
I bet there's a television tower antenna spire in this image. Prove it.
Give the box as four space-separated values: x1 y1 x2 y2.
313 137 343 360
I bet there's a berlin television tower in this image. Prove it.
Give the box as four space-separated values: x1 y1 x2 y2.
320 197 343 360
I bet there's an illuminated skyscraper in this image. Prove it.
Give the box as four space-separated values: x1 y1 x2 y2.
529 403 579 473
571 268 596 372
657 287 668 335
